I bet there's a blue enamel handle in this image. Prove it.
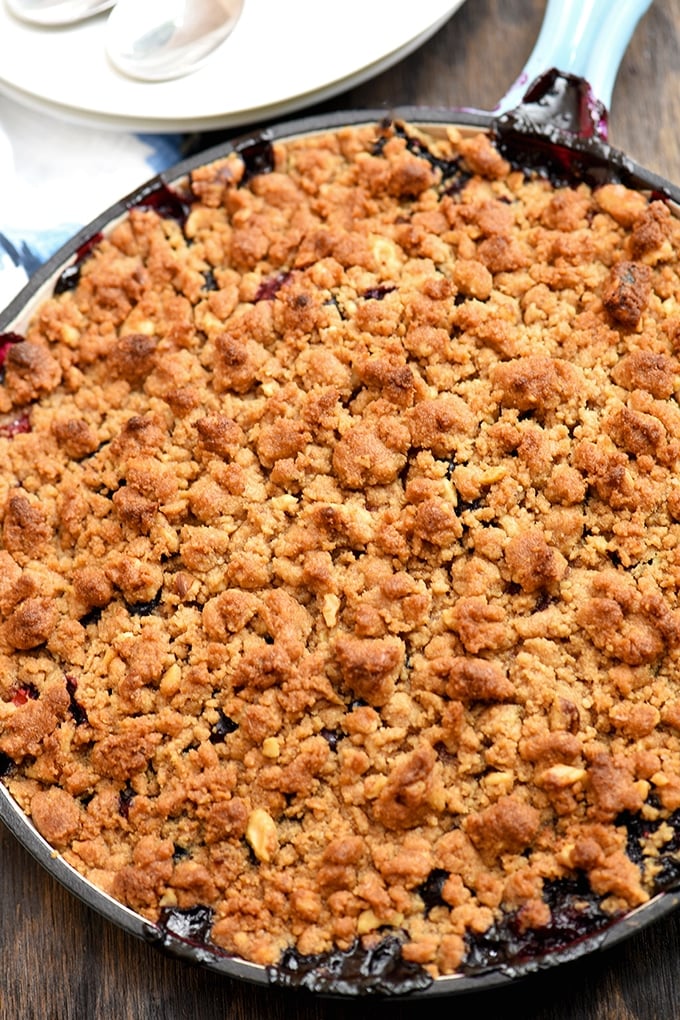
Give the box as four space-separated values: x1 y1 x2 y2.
495 0 653 124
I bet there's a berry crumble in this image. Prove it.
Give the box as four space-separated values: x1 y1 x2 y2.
1 118 680 989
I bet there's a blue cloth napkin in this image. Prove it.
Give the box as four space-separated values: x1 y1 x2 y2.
0 92 186 312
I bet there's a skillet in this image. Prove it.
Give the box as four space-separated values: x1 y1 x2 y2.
1 0 680 999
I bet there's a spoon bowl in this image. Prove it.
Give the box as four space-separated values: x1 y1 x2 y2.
106 0 244 82
4 0 114 26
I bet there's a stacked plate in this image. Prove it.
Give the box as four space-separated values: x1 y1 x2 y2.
0 0 465 132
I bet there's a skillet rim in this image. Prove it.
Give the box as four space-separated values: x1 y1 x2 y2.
2 103 680 997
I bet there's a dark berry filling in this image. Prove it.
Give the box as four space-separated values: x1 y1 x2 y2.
0 333 28 403
654 855 680 890
324 293 345 318
129 181 191 226
254 270 291 302
236 137 275 185
124 590 162 617
433 741 457 765
54 264 82 294
157 904 215 946
416 868 450 916
11 683 39 706
362 285 396 301
388 122 472 195
319 727 342 752
492 69 663 194
209 709 238 743
619 804 680 895
65 675 88 726
202 268 219 291
269 934 433 997
53 232 104 295
462 875 617 975
455 496 483 514
533 591 557 614
118 783 135 818
0 412 31 439
0 331 22 370
79 606 103 627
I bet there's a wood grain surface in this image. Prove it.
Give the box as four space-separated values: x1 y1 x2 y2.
3 2 680 1018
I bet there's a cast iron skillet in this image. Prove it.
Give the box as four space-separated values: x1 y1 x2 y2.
2 0 680 999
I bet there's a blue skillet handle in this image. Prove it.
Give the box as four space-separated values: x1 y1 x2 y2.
494 0 653 132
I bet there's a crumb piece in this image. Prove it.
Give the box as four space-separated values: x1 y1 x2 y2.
602 261 652 328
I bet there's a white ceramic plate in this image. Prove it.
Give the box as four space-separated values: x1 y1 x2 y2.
0 0 466 132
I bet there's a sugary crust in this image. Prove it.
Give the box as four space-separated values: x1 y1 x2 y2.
2 120 680 979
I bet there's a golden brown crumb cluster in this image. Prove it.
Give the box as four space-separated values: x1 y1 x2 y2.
2 120 680 979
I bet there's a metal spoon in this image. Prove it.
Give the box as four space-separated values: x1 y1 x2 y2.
5 0 114 26
105 0 244 82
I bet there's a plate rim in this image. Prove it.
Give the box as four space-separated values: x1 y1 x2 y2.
0 0 465 133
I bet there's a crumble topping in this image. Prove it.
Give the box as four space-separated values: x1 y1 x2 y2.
1 120 680 983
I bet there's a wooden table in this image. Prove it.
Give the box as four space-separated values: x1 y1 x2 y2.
3 1 680 1017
